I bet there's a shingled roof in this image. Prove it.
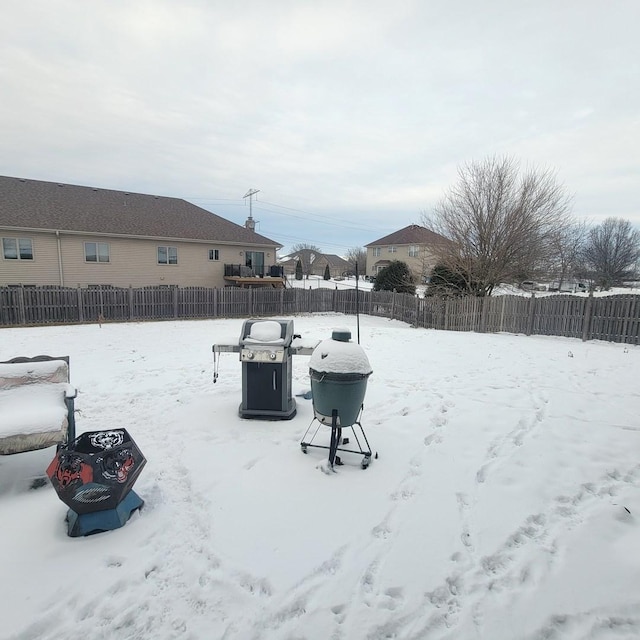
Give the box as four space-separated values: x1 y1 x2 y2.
0 176 280 247
365 224 445 247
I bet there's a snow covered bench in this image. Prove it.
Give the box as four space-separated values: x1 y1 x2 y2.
0 356 77 455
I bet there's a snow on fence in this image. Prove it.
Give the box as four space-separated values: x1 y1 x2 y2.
2 286 640 344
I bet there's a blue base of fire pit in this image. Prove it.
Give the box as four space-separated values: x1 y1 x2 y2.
66 489 144 537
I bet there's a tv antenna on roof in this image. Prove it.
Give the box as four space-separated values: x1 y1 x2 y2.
243 189 260 219
243 189 260 232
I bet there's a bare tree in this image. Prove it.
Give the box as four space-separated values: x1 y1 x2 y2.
290 242 321 253
580 217 640 290
549 220 588 288
345 247 367 277
422 156 573 296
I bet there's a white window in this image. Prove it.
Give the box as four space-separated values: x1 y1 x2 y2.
209 249 219 261
84 242 110 263
2 237 33 260
388 246 397 253
409 245 419 257
373 247 381 257
158 246 178 265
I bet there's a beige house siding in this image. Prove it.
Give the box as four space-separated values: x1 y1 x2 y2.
366 244 437 282
1 231 62 285
1 229 277 288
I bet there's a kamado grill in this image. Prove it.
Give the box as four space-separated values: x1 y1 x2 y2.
300 328 374 469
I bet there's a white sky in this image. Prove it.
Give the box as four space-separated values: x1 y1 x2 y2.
1 0 638 254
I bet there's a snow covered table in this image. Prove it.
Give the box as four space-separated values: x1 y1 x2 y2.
0 356 77 455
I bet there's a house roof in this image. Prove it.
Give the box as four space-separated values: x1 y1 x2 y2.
278 250 350 271
322 254 350 269
365 224 445 247
278 249 321 268
0 176 280 247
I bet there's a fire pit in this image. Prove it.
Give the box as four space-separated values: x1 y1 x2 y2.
47 428 146 536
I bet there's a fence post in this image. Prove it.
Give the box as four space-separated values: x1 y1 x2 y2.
526 293 536 336
444 298 449 330
76 287 84 323
173 286 179 319
17 286 26 325
479 296 486 333
621 296 631 344
280 287 284 316
499 295 506 333
391 291 396 319
128 286 134 320
248 287 253 317
582 291 594 342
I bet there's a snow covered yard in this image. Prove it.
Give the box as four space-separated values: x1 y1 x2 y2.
1 314 639 640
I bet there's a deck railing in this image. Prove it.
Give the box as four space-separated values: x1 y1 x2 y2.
224 264 284 278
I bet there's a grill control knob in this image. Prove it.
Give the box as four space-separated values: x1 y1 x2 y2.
269 352 277 360
247 351 255 359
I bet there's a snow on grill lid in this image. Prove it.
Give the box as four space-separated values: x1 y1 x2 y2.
246 320 284 343
309 335 372 375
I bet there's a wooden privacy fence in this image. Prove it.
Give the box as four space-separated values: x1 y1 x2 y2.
2 285 640 344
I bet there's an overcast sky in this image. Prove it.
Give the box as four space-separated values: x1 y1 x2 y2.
1 1 638 255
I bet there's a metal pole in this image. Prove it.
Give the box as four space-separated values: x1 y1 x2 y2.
356 262 360 344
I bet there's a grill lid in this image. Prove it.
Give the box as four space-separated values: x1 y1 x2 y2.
239 319 293 347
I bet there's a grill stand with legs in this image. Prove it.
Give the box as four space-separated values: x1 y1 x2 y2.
300 407 373 470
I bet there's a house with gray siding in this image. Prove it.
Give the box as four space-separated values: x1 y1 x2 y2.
0 176 282 288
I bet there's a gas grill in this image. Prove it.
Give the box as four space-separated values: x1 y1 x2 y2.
213 319 316 420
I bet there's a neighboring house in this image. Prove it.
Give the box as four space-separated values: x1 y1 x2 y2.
0 176 283 289
279 249 351 279
365 224 445 282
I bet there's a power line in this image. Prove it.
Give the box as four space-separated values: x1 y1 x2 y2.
260 229 357 253
253 204 387 232
258 199 390 230
185 195 391 232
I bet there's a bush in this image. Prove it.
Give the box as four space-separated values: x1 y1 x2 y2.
295 259 303 280
323 264 331 280
426 264 468 297
373 261 416 294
